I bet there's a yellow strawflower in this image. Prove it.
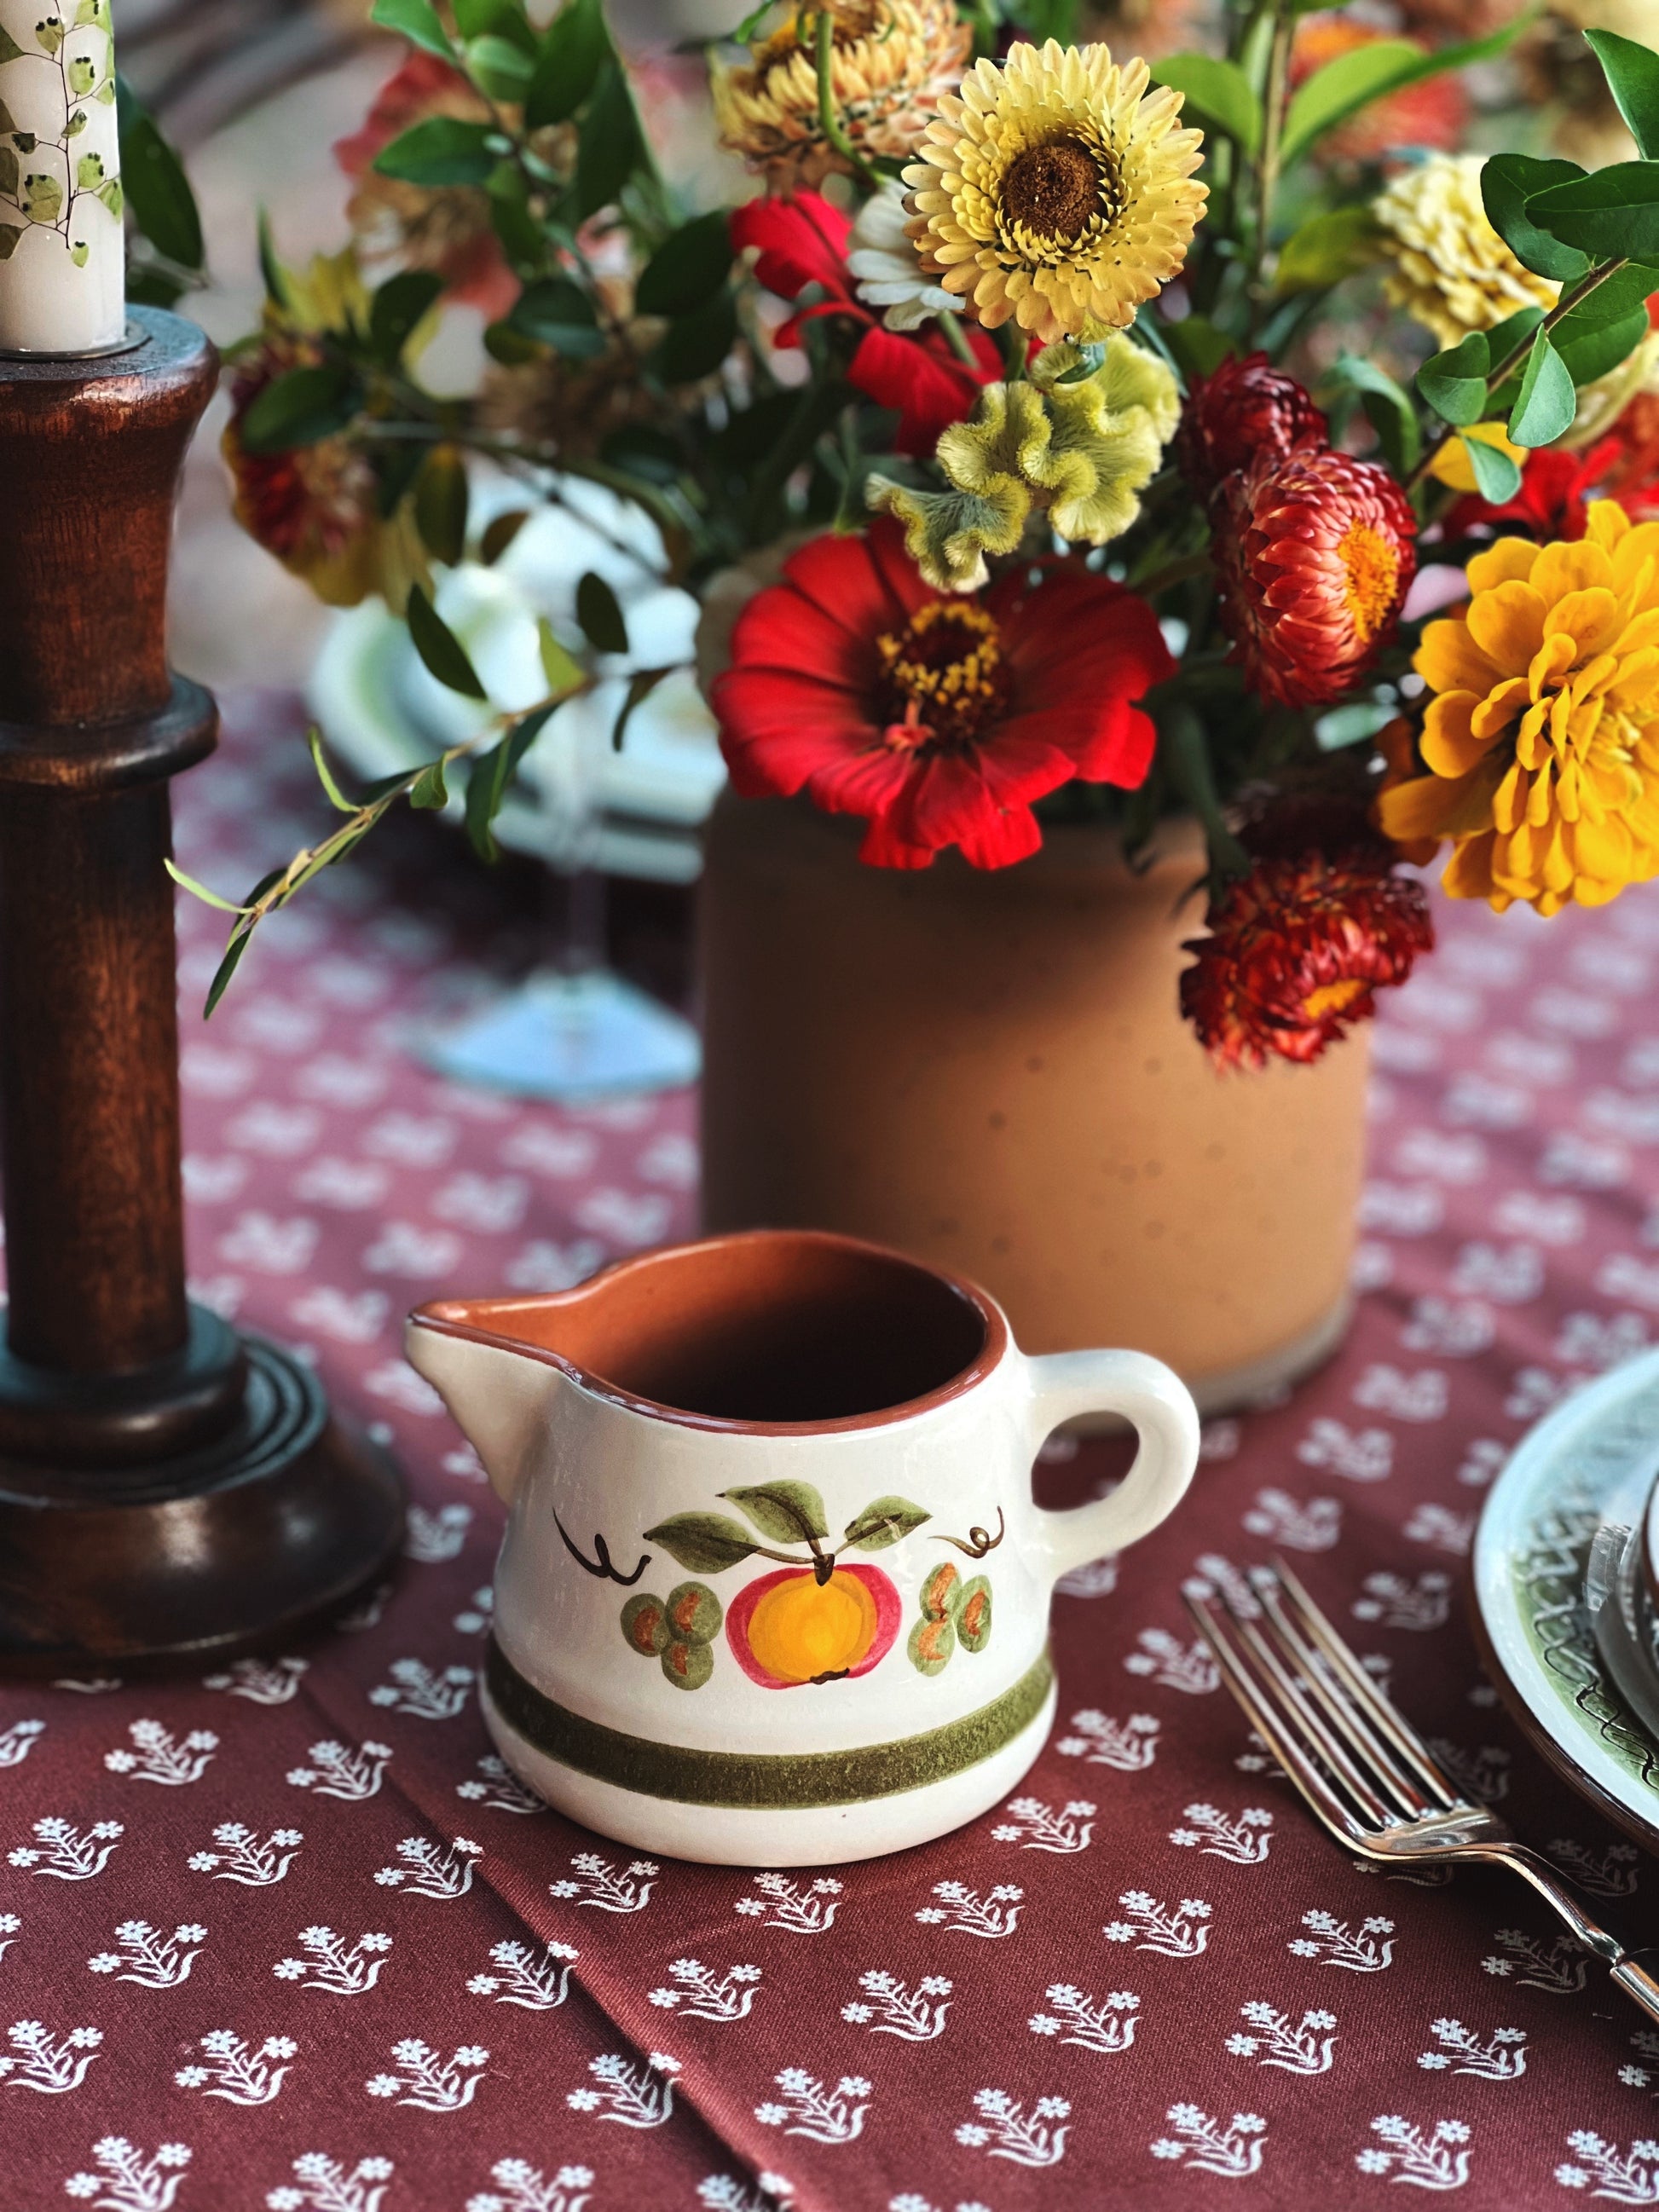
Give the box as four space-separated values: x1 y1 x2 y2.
1378 502 1659 914
712 0 972 191
1372 153 1557 349
902 38 1206 345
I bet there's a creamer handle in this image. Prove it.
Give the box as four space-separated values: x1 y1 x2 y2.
1024 1349 1199 1584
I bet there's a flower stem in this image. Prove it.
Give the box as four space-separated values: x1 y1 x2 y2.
1247 0 1295 337
939 312 980 368
815 11 880 190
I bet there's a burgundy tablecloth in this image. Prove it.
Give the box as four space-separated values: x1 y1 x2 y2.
3 695 1657 2212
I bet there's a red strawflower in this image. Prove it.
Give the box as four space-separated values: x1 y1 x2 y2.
1214 448 1417 707
730 192 998 457
711 520 1174 869
1175 352 1327 494
1181 837 1434 1070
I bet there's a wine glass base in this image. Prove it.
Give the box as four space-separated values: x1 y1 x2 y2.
418 968 701 1100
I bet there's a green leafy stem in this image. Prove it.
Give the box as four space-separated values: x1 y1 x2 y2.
0 3 120 267
645 1481 933 1585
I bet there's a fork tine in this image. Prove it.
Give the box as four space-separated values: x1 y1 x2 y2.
1247 1574 1450 1821
1211 1585 1406 1828
1268 1557 1469 1808
1185 1593 1372 1851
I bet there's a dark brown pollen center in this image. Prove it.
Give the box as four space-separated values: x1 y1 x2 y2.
1000 136 1108 240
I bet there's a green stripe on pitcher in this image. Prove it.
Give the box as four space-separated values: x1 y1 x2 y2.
484 1638 1055 1809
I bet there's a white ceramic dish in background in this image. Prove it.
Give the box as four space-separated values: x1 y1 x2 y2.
1587 1465 1659 1744
1472 1351 1659 1851
307 477 726 886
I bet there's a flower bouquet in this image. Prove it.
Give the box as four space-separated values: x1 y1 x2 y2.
188 0 1659 1076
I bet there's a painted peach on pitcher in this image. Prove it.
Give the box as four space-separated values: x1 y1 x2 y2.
726 1562 902 1689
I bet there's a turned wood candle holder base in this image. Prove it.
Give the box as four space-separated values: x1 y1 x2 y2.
0 309 405 1674
0 1324 403 1675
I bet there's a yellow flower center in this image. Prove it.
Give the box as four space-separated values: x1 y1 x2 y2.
1000 135 1119 245
1339 523 1402 646
1302 978 1368 1022
876 599 1009 750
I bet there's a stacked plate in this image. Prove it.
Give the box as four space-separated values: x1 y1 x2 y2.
1473 1350 1659 1850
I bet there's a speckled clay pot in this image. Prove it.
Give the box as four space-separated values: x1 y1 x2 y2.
698 794 1369 1413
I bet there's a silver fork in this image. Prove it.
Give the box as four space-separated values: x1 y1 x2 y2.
1187 1557 1659 2025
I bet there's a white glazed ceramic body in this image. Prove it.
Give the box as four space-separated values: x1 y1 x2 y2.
408 1247 1198 1866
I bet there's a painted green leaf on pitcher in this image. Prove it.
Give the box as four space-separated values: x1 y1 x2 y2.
642 1510 756 1574
720 1480 828 1545
842 1495 931 1551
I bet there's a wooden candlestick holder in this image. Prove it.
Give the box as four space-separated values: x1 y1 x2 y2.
0 307 404 1674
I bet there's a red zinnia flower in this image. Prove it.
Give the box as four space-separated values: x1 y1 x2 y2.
730 192 999 457
1175 352 1327 494
1181 835 1434 1070
710 520 1174 869
1214 448 1417 707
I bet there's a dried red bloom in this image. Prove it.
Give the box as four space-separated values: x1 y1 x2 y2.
1214 448 1417 708
711 520 1172 869
1175 352 1327 494
1181 840 1434 1070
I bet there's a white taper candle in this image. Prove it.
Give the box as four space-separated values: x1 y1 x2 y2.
0 0 124 353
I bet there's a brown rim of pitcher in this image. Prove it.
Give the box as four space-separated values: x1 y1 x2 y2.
409 1227 1009 1435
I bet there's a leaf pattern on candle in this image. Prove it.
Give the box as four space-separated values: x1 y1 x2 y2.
0 0 119 268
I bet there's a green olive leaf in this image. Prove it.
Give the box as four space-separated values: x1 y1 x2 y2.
720 1481 829 1545
640 1511 758 1574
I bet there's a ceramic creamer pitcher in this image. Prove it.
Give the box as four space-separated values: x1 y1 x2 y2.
407 1230 1199 1866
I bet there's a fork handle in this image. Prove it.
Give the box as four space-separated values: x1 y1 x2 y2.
1611 1954 1659 2025
1499 1845 1659 2026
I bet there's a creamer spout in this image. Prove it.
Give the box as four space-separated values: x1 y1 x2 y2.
404 1302 564 1508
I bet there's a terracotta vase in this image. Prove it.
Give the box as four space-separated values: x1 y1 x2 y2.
698 792 1371 1413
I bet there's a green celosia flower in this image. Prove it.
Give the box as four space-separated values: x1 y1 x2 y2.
868 333 1178 591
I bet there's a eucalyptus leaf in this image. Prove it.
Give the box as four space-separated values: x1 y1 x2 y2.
1327 354 1420 475
368 0 453 60
1282 18 1527 170
635 211 734 318
1555 303 1650 387
611 664 673 749
1462 430 1523 504
1586 27 1659 162
575 61 641 218
1524 161 1659 263
528 0 610 128
537 619 584 694
1417 330 1490 426
1273 205 1381 294
720 1481 829 1545
466 32 535 97
368 268 444 362
1159 314 1234 381
306 727 357 813
575 570 628 655
373 116 498 187
1482 153 1591 284
116 75 204 269
650 287 738 384
414 447 470 566
238 363 360 454
408 583 488 701
640 1510 757 1574
464 702 556 861
408 758 449 809
1507 329 1577 446
1148 53 1261 153
510 274 605 356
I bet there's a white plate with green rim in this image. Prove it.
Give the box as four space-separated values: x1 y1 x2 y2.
1471 1349 1659 1852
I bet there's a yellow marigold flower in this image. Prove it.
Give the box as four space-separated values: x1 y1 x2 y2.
712 0 972 192
1372 152 1557 350
902 38 1206 345
1376 501 1659 915
867 334 1178 588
